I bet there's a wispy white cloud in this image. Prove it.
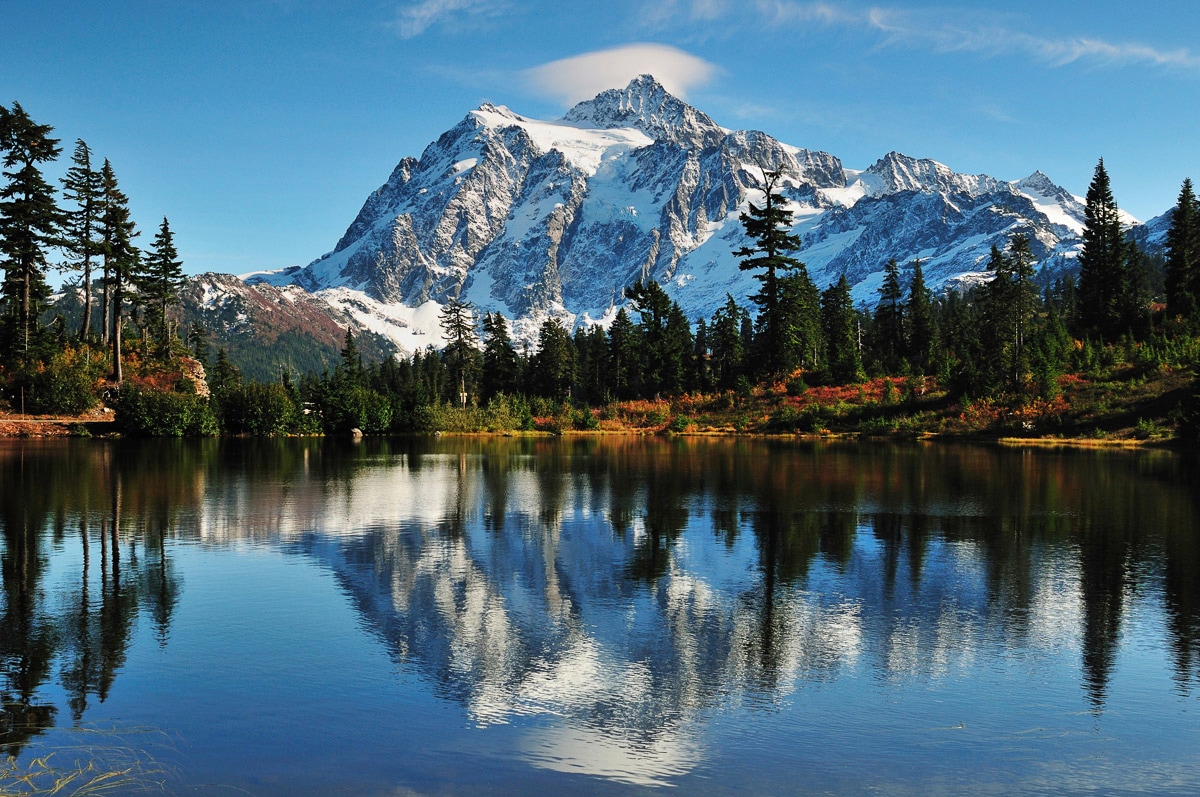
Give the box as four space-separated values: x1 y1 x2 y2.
859 6 1200 71
523 44 718 106
393 0 508 39
650 2 1200 75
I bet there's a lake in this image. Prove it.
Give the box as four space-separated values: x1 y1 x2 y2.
1 436 1198 795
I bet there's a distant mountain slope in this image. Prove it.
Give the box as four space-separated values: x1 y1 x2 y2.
192 74 1166 370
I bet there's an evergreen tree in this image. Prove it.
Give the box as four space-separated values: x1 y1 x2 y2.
574 324 611 404
691 317 712 393
1075 159 1127 341
734 168 806 379
188 321 210 370
340 327 362 378
1122 242 1154 341
59 139 104 341
1164 177 1200 327
778 267 823 373
905 258 936 374
439 299 479 405
99 160 139 383
0 102 63 362
607 307 639 400
981 236 1040 393
530 317 576 401
821 274 862 384
137 216 185 355
708 294 746 391
872 258 905 374
662 300 694 395
626 280 678 396
481 311 520 400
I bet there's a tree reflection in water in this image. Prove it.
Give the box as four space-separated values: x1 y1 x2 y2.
0 436 1197 785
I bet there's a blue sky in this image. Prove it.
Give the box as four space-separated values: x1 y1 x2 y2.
3 0 1198 277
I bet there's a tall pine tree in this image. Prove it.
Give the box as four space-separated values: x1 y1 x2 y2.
734 168 806 379
905 258 936 375
1075 159 1127 341
0 102 63 361
481 311 520 400
1165 177 1200 327
872 258 905 374
821 274 862 384
100 160 139 382
60 138 104 341
137 216 185 355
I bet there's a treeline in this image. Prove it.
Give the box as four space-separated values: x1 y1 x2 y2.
3 100 1199 440
0 102 191 416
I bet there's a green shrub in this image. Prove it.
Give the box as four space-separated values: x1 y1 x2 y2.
114 385 218 437
7 346 104 415
218 381 300 435
668 414 692 433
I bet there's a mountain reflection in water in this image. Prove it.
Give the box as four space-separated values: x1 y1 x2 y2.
1 437 1198 792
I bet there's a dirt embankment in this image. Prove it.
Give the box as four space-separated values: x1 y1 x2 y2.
0 408 117 437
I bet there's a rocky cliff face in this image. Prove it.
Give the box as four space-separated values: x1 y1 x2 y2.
225 74 1152 358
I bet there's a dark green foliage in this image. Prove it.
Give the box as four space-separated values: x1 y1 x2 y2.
872 258 905 374
607 307 640 399
1165 178 1200 327
735 169 807 379
217 381 301 435
982 234 1040 392
1075 159 1128 342
439 299 480 403
530 316 576 401
59 139 103 340
574 323 610 404
481 311 520 400
820 275 862 384
905 258 936 374
99 159 139 382
137 216 185 353
0 102 63 363
113 385 218 437
708 295 746 391
778 267 823 374
5 345 102 415
1175 373 1200 445
626 280 692 396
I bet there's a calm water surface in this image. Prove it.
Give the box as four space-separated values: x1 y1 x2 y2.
1 437 1198 795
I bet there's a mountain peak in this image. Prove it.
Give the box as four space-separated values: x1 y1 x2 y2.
562 74 724 148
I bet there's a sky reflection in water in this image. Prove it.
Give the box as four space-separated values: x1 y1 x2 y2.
1 437 1198 795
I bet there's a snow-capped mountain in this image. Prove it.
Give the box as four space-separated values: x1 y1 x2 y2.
230 74 1140 357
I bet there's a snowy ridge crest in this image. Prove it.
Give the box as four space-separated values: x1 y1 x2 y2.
235 75 1145 351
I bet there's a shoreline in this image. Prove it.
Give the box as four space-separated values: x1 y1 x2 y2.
0 415 1188 452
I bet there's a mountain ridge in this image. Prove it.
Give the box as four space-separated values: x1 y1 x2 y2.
206 74 1162 371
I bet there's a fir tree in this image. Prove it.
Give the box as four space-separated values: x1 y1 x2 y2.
439 299 479 405
1075 159 1127 341
530 317 575 401
708 295 746 391
607 307 639 400
626 280 678 396
734 168 806 379
873 258 905 374
100 160 139 382
0 102 63 361
778 267 823 373
481 311 520 400
691 317 712 393
60 139 104 341
905 258 936 374
1164 177 1200 327
821 274 862 384
137 216 185 354
340 328 361 374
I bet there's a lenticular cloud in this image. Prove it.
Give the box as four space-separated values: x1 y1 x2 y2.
524 44 717 106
